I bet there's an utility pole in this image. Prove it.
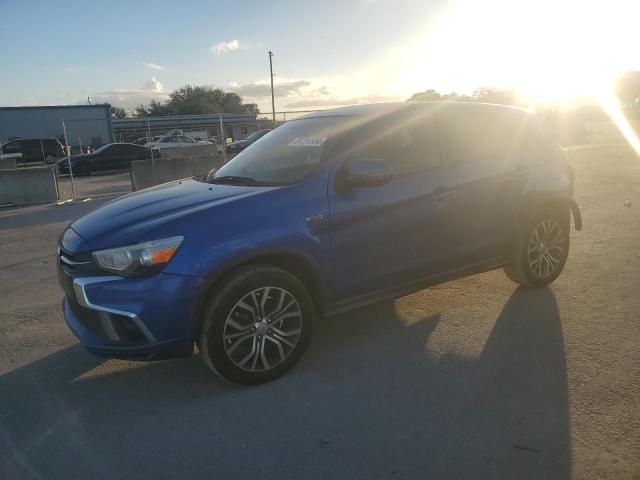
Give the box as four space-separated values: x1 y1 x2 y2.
268 50 275 123
62 121 76 199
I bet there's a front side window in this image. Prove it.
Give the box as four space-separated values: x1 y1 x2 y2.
355 110 441 175
92 144 112 154
211 117 346 185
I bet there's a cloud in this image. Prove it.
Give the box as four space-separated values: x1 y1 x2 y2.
232 80 312 98
210 39 248 55
93 77 168 108
141 77 165 93
143 62 164 70
228 76 401 111
285 94 398 109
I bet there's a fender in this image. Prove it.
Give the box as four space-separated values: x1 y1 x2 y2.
188 246 327 340
521 192 582 231
568 197 582 231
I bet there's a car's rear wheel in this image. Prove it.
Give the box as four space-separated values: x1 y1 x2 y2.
199 265 314 385
504 207 570 287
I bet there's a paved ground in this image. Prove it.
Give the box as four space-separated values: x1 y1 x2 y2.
1 144 639 479
56 172 132 201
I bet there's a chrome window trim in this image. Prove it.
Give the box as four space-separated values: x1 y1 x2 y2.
72 276 157 343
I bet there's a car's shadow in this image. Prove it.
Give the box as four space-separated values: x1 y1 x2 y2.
0 287 569 480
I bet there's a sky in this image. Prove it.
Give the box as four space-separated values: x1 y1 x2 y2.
1 0 639 113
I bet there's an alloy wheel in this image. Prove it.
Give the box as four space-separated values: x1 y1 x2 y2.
527 219 565 279
223 287 303 372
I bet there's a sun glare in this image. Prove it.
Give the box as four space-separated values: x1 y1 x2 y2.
400 0 638 101
390 0 640 152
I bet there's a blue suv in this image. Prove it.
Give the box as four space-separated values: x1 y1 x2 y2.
57 102 582 384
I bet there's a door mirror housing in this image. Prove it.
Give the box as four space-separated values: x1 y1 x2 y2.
344 157 393 187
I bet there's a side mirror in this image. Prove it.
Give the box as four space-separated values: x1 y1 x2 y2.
344 157 393 187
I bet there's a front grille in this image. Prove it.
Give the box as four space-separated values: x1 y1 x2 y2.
58 247 98 276
57 246 104 301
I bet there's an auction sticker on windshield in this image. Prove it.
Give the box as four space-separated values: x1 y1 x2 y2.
289 137 327 147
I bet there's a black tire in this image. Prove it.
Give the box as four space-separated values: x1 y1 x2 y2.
504 207 570 287
44 155 56 165
199 264 314 385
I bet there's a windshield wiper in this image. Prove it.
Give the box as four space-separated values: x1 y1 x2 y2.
208 175 258 185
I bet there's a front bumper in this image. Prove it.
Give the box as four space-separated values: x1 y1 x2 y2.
61 272 205 360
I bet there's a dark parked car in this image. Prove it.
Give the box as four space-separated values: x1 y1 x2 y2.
57 102 581 384
57 143 155 176
0 138 65 166
225 129 272 154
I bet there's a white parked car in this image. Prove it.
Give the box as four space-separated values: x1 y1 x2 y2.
146 135 210 150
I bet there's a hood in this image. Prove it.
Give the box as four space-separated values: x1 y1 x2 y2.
70 178 276 251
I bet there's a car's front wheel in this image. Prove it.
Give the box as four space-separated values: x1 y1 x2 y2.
199 265 314 385
504 207 570 287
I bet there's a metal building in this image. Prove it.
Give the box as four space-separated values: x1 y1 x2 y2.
0 104 113 148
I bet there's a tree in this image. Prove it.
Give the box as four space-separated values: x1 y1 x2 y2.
111 106 128 118
442 92 473 102
134 84 259 117
471 87 522 106
407 89 474 103
408 87 523 106
408 89 442 102
134 99 168 117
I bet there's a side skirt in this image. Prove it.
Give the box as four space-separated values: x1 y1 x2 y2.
323 257 506 318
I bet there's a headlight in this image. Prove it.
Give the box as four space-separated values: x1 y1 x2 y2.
92 236 184 276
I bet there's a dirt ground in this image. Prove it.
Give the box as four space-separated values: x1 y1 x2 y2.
0 144 638 479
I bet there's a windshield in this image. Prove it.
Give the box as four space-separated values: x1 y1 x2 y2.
245 130 268 142
91 144 111 154
212 117 341 185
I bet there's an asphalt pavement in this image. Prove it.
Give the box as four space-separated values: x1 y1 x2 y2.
1 144 638 479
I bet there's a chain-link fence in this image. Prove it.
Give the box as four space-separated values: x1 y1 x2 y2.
54 116 277 200
37 111 329 201
257 110 324 125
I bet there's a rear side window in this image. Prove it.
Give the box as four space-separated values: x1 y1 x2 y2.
448 108 540 165
356 110 441 175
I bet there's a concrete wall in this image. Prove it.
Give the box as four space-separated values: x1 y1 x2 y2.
0 167 58 205
159 143 218 159
131 155 225 191
0 157 17 170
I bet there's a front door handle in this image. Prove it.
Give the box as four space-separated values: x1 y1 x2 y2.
432 187 456 201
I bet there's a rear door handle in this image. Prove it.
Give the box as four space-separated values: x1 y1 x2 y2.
432 187 456 201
